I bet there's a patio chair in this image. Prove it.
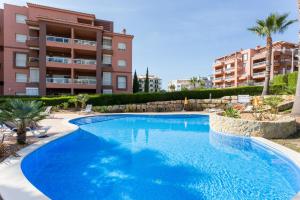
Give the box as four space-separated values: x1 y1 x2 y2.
83 104 93 114
41 106 53 118
4 122 50 138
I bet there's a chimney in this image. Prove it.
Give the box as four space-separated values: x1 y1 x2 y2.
122 28 126 34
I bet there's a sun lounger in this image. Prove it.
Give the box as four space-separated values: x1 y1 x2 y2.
83 104 93 113
41 106 53 118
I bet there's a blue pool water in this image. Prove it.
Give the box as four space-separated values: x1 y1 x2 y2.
21 115 300 200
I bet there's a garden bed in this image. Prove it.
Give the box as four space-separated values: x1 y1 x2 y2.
210 113 297 139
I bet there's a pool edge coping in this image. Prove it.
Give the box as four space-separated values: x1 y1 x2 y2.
0 112 299 200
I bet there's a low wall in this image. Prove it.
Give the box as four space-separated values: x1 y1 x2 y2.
210 113 297 139
93 95 294 113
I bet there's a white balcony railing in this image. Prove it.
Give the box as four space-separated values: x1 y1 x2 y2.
73 79 96 85
225 68 234 72
102 44 112 50
46 77 71 84
74 39 96 47
214 77 223 81
253 61 266 67
253 72 265 78
46 56 72 64
225 76 234 80
73 59 96 65
215 69 223 74
46 35 70 43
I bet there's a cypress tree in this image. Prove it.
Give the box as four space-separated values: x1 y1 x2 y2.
144 67 149 93
133 70 139 93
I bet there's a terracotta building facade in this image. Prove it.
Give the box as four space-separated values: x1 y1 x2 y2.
212 41 298 88
0 3 133 96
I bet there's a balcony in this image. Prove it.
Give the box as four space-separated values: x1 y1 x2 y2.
46 36 70 44
46 77 71 84
27 57 39 67
253 72 265 78
253 82 264 86
213 61 224 67
73 59 96 65
74 39 96 47
225 76 234 81
225 68 235 73
26 36 39 47
252 61 266 69
73 78 96 85
215 69 223 74
46 56 72 64
214 77 223 82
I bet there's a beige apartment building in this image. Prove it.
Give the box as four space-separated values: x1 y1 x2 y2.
212 41 298 88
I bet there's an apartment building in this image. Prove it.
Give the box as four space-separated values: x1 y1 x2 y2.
0 3 133 96
168 77 213 91
212 41 298 88
138 75 162 92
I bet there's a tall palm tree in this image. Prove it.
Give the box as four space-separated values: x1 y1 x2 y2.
248 13 297 96
291 1 300 116
0 99 46 144
190 77 198 89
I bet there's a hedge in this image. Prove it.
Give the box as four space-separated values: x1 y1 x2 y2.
272 74 288 85
288 72 298 89
0 86 263 106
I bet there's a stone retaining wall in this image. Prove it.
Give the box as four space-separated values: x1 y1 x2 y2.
210 113 297 139
94 95 294 113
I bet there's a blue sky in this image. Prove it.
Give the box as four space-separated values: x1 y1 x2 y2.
1 0 299 89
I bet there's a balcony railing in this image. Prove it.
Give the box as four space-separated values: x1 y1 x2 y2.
102 44 112 50
46 77 71 84
27 36 39 41
73 79 96 85
214 77 223 81
253 82 264 86
46 56 72 64
225 68 234 72
253 72 265 78
46 35 70 43
28 57 39 62
74 39 96 47
225 76 234 80
215 69 223 74
73 59 96 65
253 61 266 67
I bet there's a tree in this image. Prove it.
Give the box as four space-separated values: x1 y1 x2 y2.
132 70 140 93
292 2 300 116
197 77 206 89
248 13 296 96
76 94 90 109
144 67 149 93
0 99 46 144
190 77 198 89
169 84 176 92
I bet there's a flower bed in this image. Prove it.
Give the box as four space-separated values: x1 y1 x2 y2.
210 113 297 139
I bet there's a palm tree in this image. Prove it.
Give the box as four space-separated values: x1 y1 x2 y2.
248 13 297 96
190 77 198 89
0 99 46 144
76 94 90 109
292 2 300 116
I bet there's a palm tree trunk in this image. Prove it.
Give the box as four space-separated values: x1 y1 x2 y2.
262 36 273 96
16 129 27 144
291 0 300 116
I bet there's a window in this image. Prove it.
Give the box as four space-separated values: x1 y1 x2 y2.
102 54 112 65
243 54 248 61
103 89 112 94
16 34 27 43
16 14 27 24
118 42 126 51
102 37 112 50
16 73 27 83
118 59 127 68
117 76 127 89
102 72 112 85
226 64 231 69
15 53 27 68
29 68 39 82
26 87 39 96
243 62 247 67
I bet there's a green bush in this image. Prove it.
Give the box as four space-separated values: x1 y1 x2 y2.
287 72 298 90
272 74 288 85
270 84 289 95
0 86 263 107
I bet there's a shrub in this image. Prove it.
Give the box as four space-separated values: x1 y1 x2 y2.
223 107 240 118
272 74 288 85
270 84 289 95
263 96 283 114
61 102 69 110
288 72 298 89
76 94 90 109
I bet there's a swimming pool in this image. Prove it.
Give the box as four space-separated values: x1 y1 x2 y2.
21 114 300 199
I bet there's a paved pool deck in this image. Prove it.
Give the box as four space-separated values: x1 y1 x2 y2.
0 112 300 200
